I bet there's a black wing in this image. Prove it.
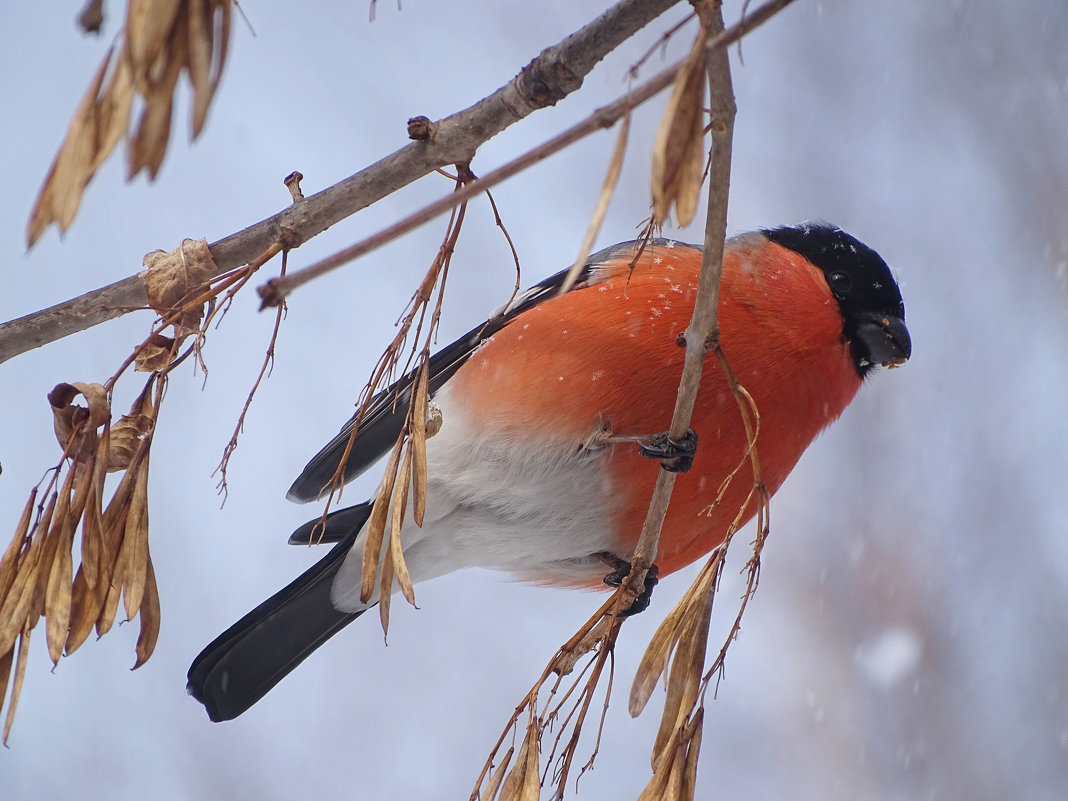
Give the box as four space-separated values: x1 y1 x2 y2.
284 246 638 503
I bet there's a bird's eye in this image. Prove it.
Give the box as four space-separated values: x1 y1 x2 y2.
828 271 852 296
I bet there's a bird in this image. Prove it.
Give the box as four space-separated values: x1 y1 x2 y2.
188 223 911 722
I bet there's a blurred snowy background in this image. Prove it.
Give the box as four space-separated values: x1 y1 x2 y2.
2 2 1066 799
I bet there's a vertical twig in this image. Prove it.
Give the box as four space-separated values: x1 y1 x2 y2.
621 0 735 607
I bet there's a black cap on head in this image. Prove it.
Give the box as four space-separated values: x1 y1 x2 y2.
762 223 911 378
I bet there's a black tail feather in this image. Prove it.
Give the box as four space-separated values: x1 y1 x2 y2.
187 503 373 722
287 502 374 546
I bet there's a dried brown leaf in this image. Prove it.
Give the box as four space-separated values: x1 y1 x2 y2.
48 382 111 463
92 49 136 175
97 578 123 638
361 440 403 604
127 21 185 180
101 468 138 546
66 458 94 535
411 362 430 526
390 449 416 606
0 531 43 656
44 472 77 665
483 746 515 801
133 554 160 669
652 582 714 764
2 628 31 745
642 712 703 801
78 478 102 591
187 0 211 129
499 721 541 801
109 378 157 469
378 530 394 636
0 648 12 728
26 48 133 247
68 452 129 653
637 740 679 801
0 490 35 607
666 750 686 801
108 412 155 471
134 333 178 373
629 599 687 717
125 0 183 77
519 723 542 801
119 457 151 621
94 53 136 168
187 0 230 136
208 1 231 130
561 110 631 295
65 567 104 656
56 454 100 653
650 29 708 226
680 709 704 801
28 493 60 620
141 238 215 336
78 430 113 590
96 465 137 638
0 493 53 654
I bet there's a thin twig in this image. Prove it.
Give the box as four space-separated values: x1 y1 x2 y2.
619 0 738 605
213 252 290 504
558 109 631 296
258 0 794 307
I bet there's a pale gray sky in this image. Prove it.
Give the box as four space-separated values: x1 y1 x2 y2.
3 2 1067 799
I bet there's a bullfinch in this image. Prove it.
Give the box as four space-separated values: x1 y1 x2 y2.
188 223 911 722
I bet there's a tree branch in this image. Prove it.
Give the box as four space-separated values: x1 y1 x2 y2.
258 0 791 305
0 0 683 366
622 0 737 592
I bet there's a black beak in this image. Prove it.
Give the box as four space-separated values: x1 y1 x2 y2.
855 311 911 369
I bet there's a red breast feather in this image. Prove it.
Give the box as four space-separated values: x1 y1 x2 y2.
449 236 862 584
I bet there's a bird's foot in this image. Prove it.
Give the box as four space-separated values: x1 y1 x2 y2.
638 429 698 473
599 553 660 617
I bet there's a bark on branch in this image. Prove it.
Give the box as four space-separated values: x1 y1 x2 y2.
0 0 682 366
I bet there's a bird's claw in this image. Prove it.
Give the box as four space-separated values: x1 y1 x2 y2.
600 555 660 617
638 429 698 473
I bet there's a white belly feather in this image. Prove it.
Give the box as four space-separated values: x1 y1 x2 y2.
330 383 619 612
